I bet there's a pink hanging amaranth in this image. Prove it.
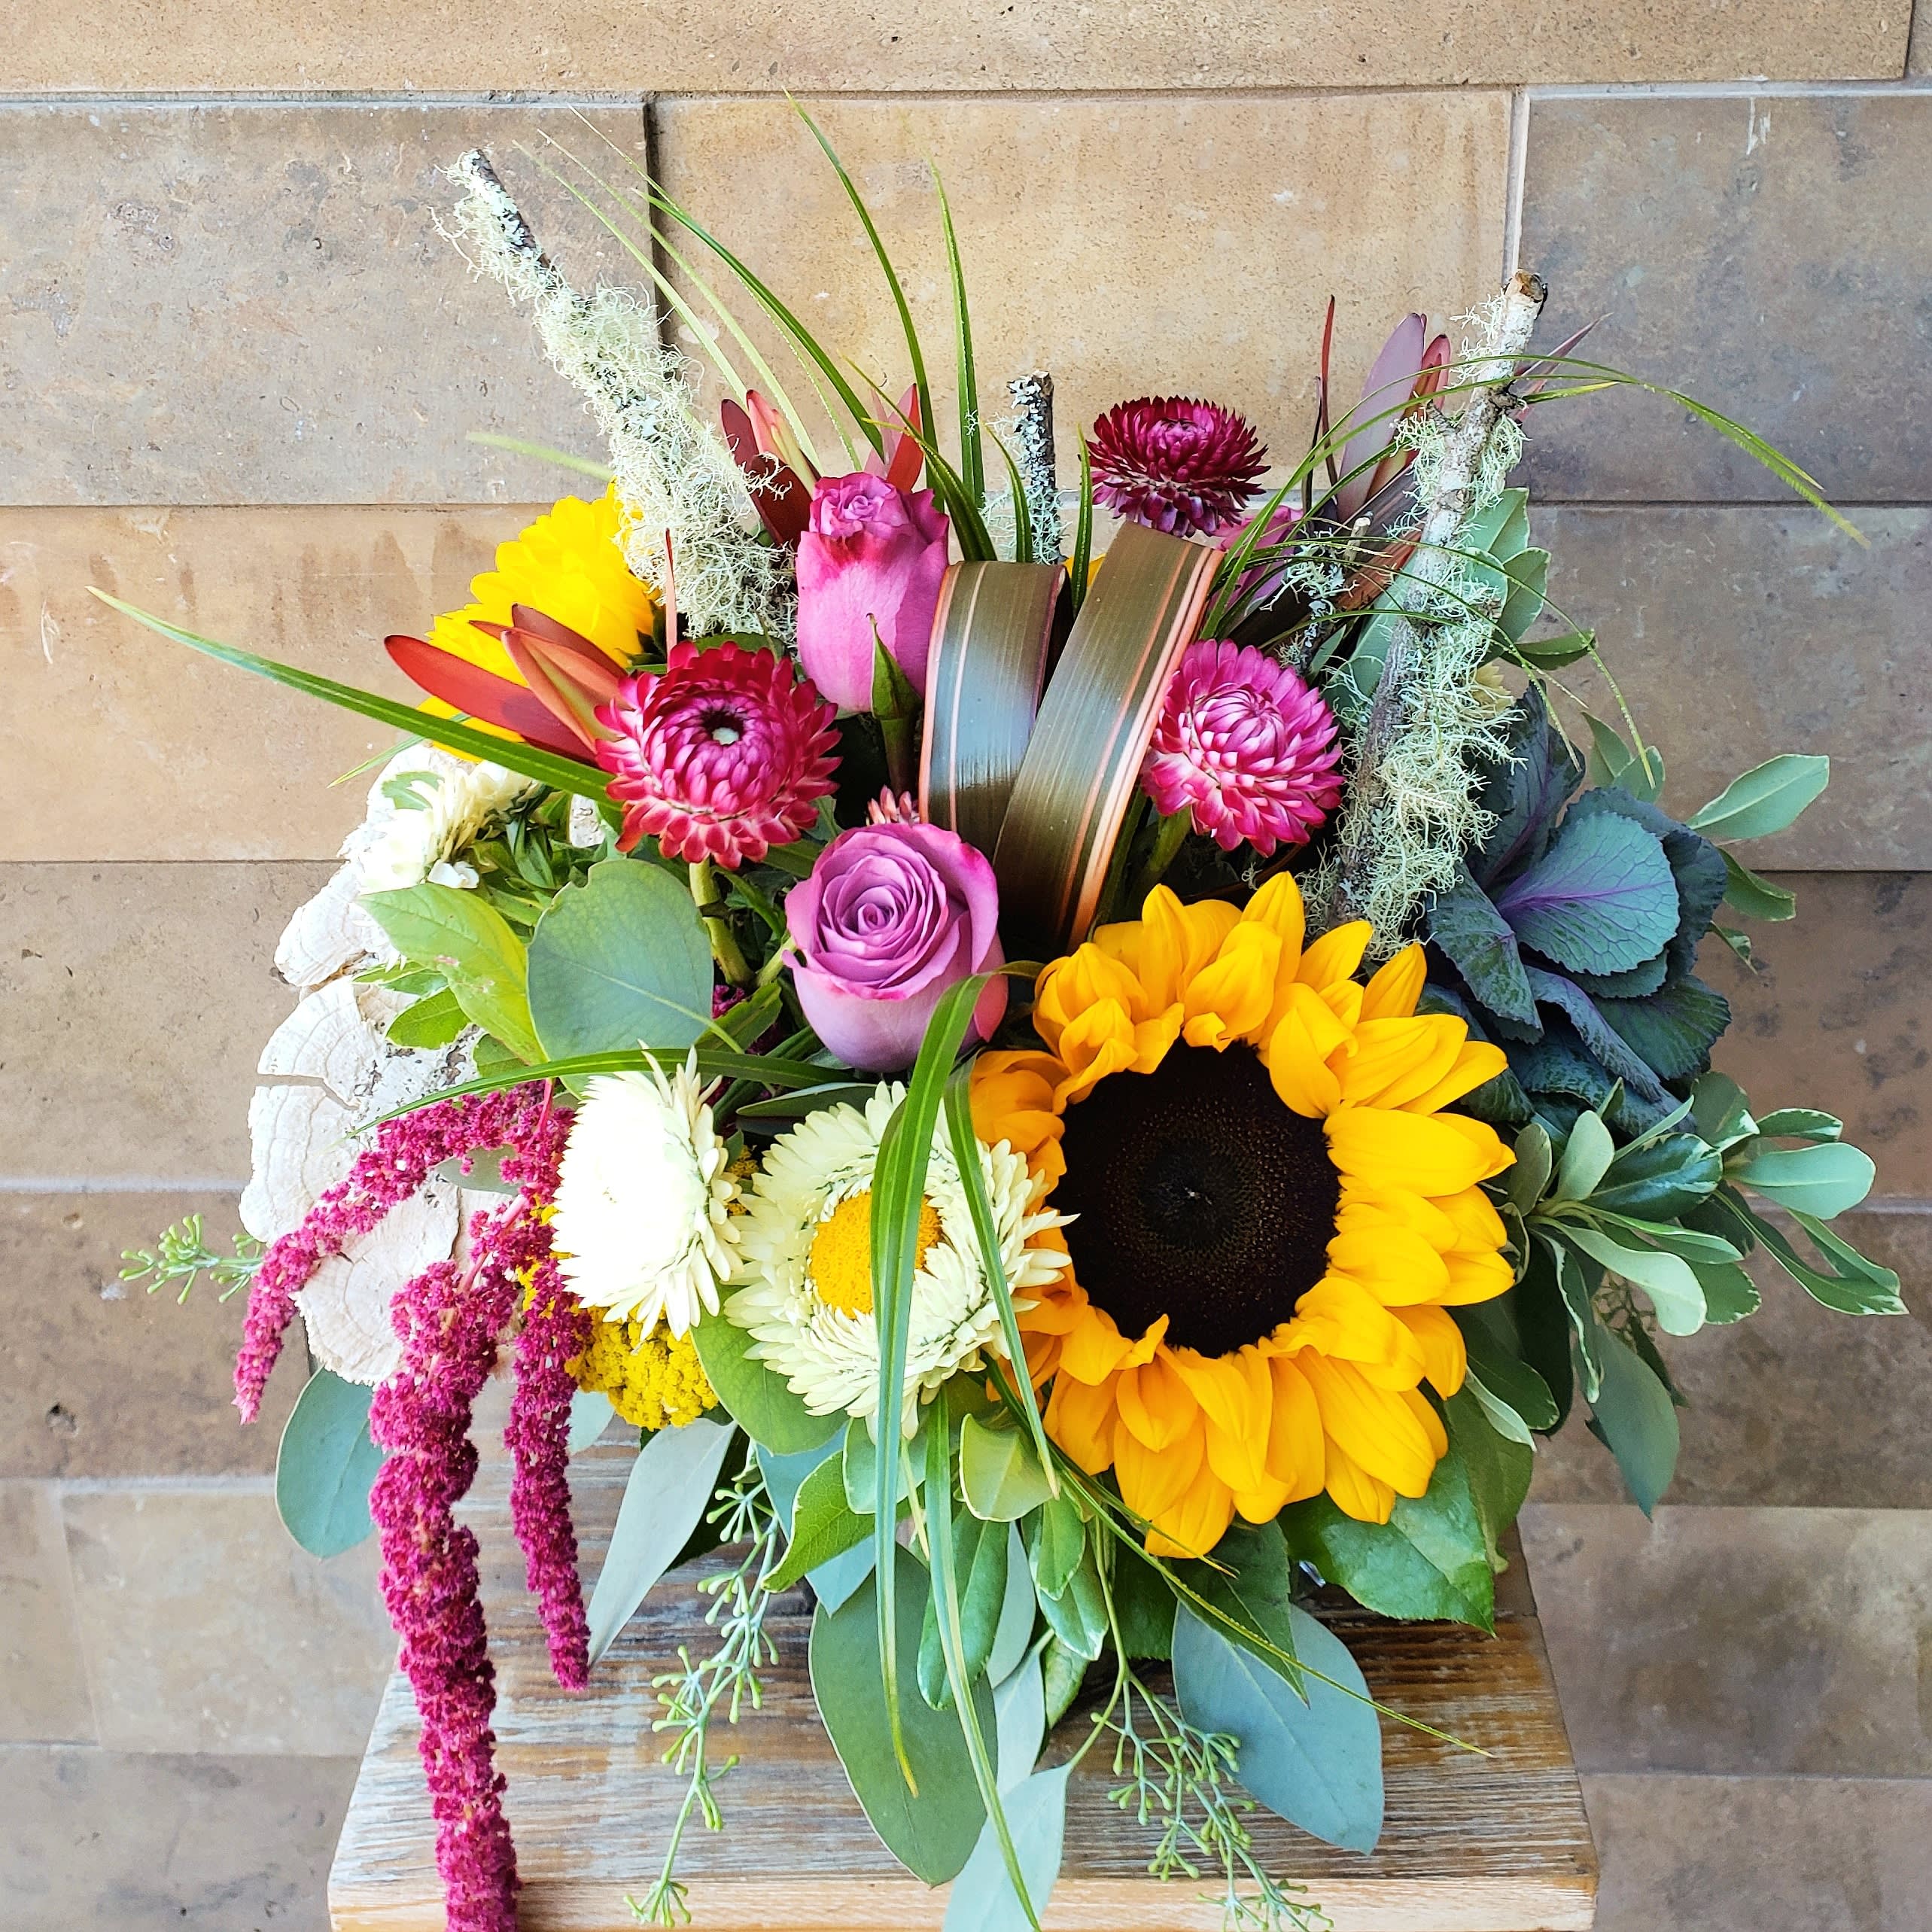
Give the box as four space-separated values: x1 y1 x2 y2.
233 1088 541 1422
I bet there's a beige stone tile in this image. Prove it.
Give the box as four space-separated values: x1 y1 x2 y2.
0 104 642 507
62 1480 394 1756
7 3 1909 90
0 506 554 863
1708 872 1932 1191
1583 1773 1932 1932
1537 508 1932 870
653 93 1511 488
1520 1504 1932 1775
1519 91 1932 503
1532 1204 1932 1508
0 861 330 1185
0 1483 93 1744
0 1194 306 1480
0 1744 357 1930
1912 8 1930 74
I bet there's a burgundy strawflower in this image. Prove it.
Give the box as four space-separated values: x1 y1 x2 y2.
1088 397 1267 540
595 640 839 869
1142 640 1345 856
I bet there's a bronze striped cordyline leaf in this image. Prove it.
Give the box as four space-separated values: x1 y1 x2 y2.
993 521 1219 956
917 561 1063 860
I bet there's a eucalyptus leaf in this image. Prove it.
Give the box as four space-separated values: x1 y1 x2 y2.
1689 753 1830 843
1040 1637 1088 1728
1033 1547 1107 1663
567 1389 616 1453
1173 1603 1383 1852
811 1558 993 1885
527 858 713 1060
275 1369 383 1559
960 1415 1054 1523
692 1298 841 1454
1557 1225 1706 1336
985 1526 1036 1685
1721 848 1798 923
992 1652 1048 1794
1185 1521 1302 1687
942 1765 1068 1932
586 1416 736 1664
1586 1335 1680 1516
920 1508 1011 1709
1731 1142 1876 1219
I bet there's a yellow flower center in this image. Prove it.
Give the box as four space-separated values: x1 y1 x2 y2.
809 1189 943 1316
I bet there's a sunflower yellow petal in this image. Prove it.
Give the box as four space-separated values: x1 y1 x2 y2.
1264 1355 1328 1500
1360 943 1427 1021
1145 1471 1237 1561
1239 872 1307 960
1045 1371 1118 1474
1051 1000 1142 1104
1264 997 1345 1117
1298 920 1372 991
1114 1410 1205 1520
1395 1304 1468 1395
1441 1249 1517 1306
1182 923 1282 1050
1234 1475 1295 1525
1115 1352 1201 1453
1403 1384 1450 1457
1322 1437 1398 1523
1325 1227 1453 1306
1402 1040 1512 1115
1292 1278 1429 1383
1057 1304 1136 1383
1133 887 1235 1012
1171 1347 1273 1494
1300 1353 1438 1498
1325 1105 1511 1194
1334 1185 1462 1252
1337 1015 1469 1110
1432 1185 1511 1253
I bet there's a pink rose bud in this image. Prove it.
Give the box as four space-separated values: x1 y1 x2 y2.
786 823 1006 1073
794 472 951 712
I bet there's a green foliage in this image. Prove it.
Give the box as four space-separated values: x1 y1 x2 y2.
960 1414 1055 1523
919 1506 1011 1710
120 1213 261 1304
691 1298 843 1456
362 882 542 1063
943 1766 1068 1932
1584 1331 1680 1516
385 985 469 1049
275 1369 383 1558
1688 753 1831 843
766 1451 877 1592
527 857 714 1060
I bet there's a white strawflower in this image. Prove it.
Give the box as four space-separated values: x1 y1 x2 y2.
354 747 536 895
729 1085 1070 1437
552 1057 738 1337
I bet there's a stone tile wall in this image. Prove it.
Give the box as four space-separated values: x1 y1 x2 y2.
2 20 1927 1930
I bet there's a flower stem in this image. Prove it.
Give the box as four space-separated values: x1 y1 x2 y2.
1129 808 1193 906
690 858 753 987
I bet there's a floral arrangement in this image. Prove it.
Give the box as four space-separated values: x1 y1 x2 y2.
111 129 1904 1932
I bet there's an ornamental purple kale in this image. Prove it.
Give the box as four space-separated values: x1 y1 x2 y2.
1421 692 1730 1133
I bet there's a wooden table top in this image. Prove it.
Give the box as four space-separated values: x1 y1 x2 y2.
330 1444 1597 1931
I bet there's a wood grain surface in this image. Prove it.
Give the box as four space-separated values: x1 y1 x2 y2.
329 1445 1597 1930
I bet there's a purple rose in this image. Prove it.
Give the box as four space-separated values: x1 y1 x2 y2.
786 822 1006 1073
794 472 951 711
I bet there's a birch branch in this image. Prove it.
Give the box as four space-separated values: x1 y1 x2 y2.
1006 372 1063 565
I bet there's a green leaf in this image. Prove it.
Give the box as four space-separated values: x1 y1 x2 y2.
811 1557 993 1885
89 592 610 802
1721 847 1799 923
1538 1231 1604 1401
1585 713 1666 802
1455 1304 1561 1432
1109 1541 1178 1660
769 1452 878 1593
985 1526 1036 1685
1039 1637 1088 1728
525 858 714 1060
586 1416 736 1664
1173 1602 1384 1852
1032 1545 1107 1663
942 1766 1068 1932
1589 1213 1739 1267
1288 1447 1494 1631
1554 1109 1616 1203
1428 872 1538 1026
568 1389 616 1453
1593 1133 1724 1219
1505 1118 1554 1215
1689 753 1830 843
1741 1201 1907 1316
1754 1108 1844 1143
1731 1141 1876 1219
1586 1334 1680 1516
1556 1224 1706 1336
275 1369 383 1559
1690 1072 1759 1150
1446 1387 1535 1570
1511 627 1596 670
920 1508 1011 1710
1185 1520 1302 1687
933 164 984 509
1068 436 1094 618
385 985 470 1050
1691 1259 1762 1324
993 1652 1046 1791
362 884 542 1063
960 1416 1054 1524
1021 1492 1086 1600
692 1298 842 1455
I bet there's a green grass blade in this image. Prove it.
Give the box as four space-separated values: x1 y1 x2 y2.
794 102 935 485
933 163 983 507
990 429 1035 566
924 1407 1039 1929
872 391 997 562
90 592 610 802
1069 436 1094 616
941 1070 1056 1492
464 432 613 481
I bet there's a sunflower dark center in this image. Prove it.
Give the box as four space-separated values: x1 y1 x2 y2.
1053 1043 1339 1357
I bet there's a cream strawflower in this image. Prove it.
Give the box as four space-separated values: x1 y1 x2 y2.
728 1085 1071 1436
552 1057 738 1337
355 747 537 895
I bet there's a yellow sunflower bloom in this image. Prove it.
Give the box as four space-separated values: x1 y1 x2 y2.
426 488 657 738
971 875 1514 1558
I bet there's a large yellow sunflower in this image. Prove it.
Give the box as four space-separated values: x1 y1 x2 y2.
970 875 1516 1558
425 488 657 740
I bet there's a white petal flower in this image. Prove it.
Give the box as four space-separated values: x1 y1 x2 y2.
552 1057 738 1337
728 1085 1070 1437
354 747 536 896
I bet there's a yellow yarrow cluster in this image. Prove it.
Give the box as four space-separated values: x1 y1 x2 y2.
572 1313 718 1432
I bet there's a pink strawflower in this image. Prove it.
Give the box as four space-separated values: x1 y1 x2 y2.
595 640 839 869
1142 640 1345 856
1088 397 1267 540
507 1270 592 1693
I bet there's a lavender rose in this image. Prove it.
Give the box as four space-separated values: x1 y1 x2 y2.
786 822 1006 1072
794 472 950 711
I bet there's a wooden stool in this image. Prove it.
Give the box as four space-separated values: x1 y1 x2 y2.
330 1446 1597 1930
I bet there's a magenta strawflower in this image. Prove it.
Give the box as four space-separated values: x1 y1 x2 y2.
595 640 839 869
1142 640 1345 856
1088 397 1267 539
